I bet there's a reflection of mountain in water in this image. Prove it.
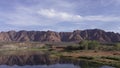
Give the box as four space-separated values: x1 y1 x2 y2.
0 52 56 66
0 53 77 65
0 51 115 68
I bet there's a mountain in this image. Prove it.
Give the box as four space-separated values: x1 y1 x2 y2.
0 29 119 43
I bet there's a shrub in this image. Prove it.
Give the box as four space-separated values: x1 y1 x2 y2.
78 56 95 60
101 56 120 61
79 40 100 50
114 43 120 51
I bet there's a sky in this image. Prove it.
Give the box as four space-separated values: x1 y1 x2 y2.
0 0 120 33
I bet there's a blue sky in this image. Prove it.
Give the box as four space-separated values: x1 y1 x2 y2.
0 0 120 33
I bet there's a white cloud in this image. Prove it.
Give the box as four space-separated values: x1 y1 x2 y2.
1 6 120 27
37 9 82 21
38 9 120 23
0 0 120 33
83 15 120 22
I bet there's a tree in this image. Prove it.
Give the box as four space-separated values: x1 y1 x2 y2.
79 40 89 50
114 43 120 51
79 40 100 50
88 40 100 51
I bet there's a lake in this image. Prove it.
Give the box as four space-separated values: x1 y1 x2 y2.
0 51 116 68
0 64 115 68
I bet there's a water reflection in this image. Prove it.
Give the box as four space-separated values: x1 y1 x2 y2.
100 66 115 68
0 64 80 68
0 51 116 68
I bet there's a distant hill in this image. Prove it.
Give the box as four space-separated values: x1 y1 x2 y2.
0 29 119 43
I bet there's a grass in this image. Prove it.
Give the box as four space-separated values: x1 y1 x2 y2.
53 50 120 68
0 47 119 67
0 42 119 67
101 56 120 61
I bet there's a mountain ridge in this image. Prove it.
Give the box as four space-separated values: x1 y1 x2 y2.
0 29 119 43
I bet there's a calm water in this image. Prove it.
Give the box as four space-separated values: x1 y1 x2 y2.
0 64 115 68
0 51 116 68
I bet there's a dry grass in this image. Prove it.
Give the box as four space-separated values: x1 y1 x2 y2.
62 50 120 58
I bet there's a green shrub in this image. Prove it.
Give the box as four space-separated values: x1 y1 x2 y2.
114 43 120 51
78 56 95 60
79 40 100 50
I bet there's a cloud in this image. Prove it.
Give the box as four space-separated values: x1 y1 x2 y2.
38 9 82 21
0 6 40 26
38 9 120 23
82 15 120 22
1 7 120 27
0 0 120 33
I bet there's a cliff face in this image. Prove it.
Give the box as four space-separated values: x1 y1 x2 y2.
0 29 120 42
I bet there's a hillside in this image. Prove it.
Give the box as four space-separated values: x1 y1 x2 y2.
0 29 119 43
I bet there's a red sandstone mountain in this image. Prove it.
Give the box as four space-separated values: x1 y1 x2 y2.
0 29 119 42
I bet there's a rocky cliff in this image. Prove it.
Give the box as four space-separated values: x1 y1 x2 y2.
0 29 119 43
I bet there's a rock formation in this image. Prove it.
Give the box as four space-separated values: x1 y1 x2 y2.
0 29 119 43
